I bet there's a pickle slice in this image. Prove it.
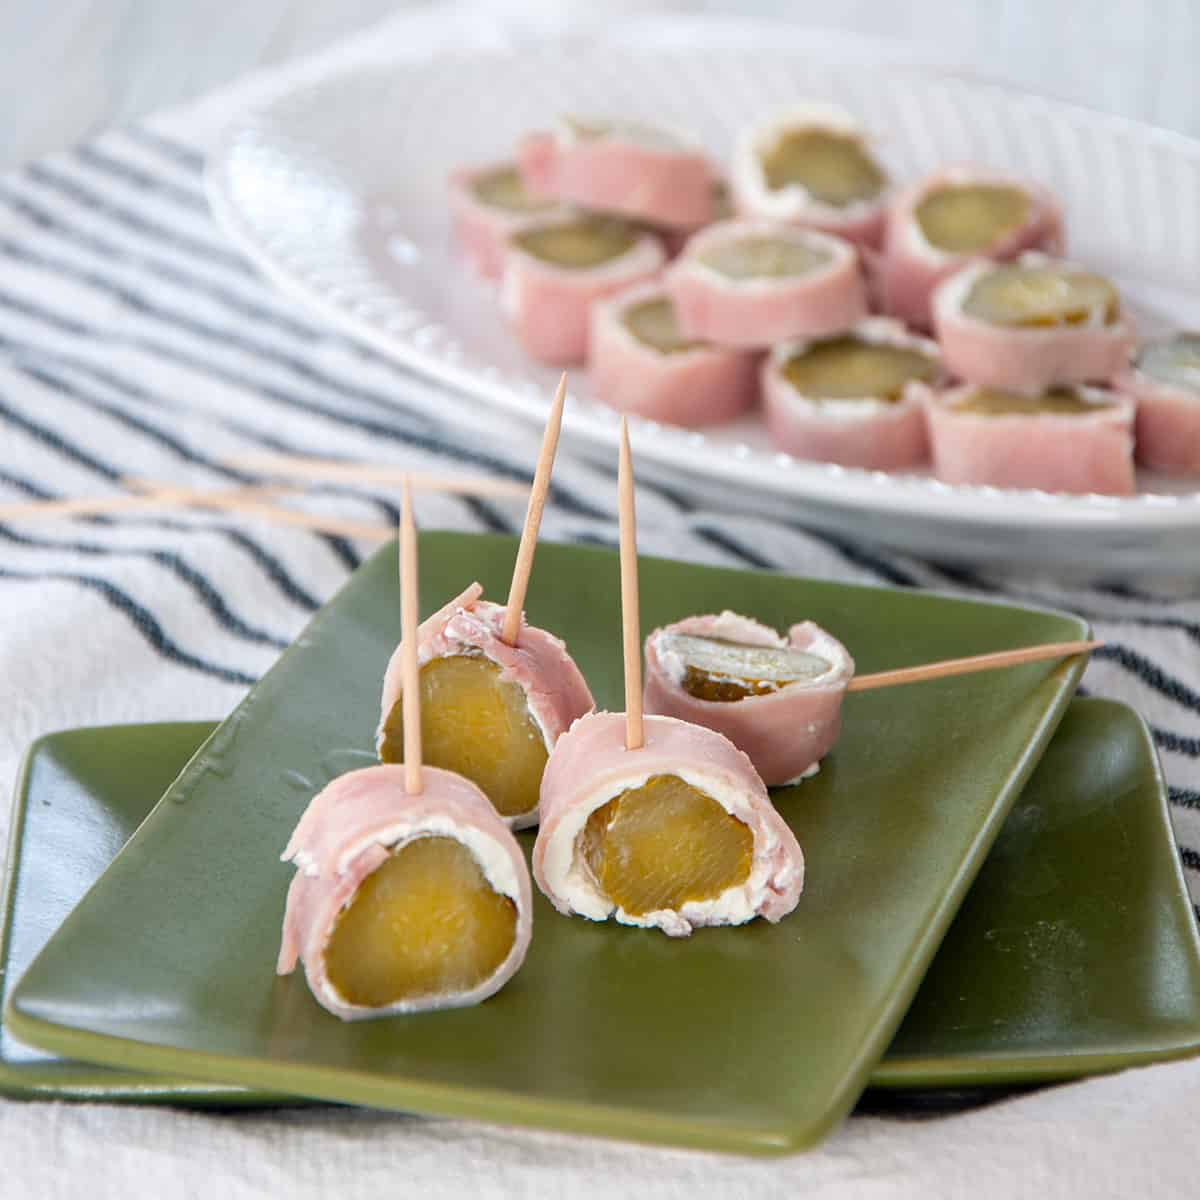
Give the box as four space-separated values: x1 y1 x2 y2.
780 334 940 403
914 184 1031 255
954 386 1111 416
1137 333 1200 392
659 632 830 703
470 165 557 214
621 297 706 354
760 127 886 208
512 217 640 269
379 654 548 819
325 836 517 1009
962 264 1120 328
697 235 831 281
581 774 754 917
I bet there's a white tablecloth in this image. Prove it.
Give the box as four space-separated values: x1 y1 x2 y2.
1 4 1198 1195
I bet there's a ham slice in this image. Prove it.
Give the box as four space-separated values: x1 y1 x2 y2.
731 103 890 249
933 256 1135 394
533 711 804 937
879 166 1063 330
448 162 562 280
588 282 759 426
1115 341 1200 474
642 612 854 788
925 384 1136 495
500 219 665 365
377 583 595 830
761 318 941 469
666 219 867 348
277 764 533 1021
518 119 713 231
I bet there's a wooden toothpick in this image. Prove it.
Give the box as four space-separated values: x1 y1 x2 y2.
618 416 644 751
502 372 568 645
400 479 423 795
846 639 1103 693
223 453 530 500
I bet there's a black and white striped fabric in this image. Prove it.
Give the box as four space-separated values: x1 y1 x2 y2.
1 116 1196 912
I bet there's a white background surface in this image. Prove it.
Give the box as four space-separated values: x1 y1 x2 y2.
2 0 1200 167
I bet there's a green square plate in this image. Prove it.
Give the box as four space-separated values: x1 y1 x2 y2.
8 532 1090 1154
3 698 1198 1108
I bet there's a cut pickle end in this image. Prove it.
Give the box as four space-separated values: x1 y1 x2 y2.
954 386 1112 416
324 835 517 1009
760 128 887 208
581 774 754 917
659 632 831 703
962 265 1120 328
914 183 1031 255
780 334 940 403
622 297 707 355
697 234 831 281
471 165 557 214
512 217 640 268
564 116 682 151
1136 334 1200 392
379 654 548 819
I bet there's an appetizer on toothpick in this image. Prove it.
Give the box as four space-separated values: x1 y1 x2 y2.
377 376 594 828
277 482 533 1020
644 610 1101 785
532 418 806 937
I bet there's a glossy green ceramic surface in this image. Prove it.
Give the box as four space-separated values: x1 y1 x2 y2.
8 533 1089 1153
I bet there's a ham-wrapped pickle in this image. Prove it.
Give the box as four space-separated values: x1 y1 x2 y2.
933 255 1135 394
732 103 890 248
589 282 759 426
277 765 533 1020
762 317 942 469
643 611 854 787
666 219 867 348
378 584 594 830
1116 333 1200 474
533 712 804 937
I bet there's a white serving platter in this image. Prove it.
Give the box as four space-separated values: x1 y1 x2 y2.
206 26 1200 573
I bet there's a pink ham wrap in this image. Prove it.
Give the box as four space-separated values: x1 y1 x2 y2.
277 764 533 1021
933 257 1135 394
761 318 941 469
377 583 595 830
519 121 713 231
666 220 867 348
447 162 561 280
730 103 890 249
1116 355 1200 474
925 384 1136 495
588 282 759 427
533 711 804 937
879 166 1064 330
500 220 665 365
642 612 854 788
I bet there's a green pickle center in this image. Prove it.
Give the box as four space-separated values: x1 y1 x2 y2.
760 128 886 208
780 335 939 403
581 774 754 917
697 234 832 281
914 183 1031 255
954 386 1111 416
512 217 639 269
962 264 1120 328
621 297 707 355
380 654 548 819
471 165 557 214
661 632 831 703
325 836 517 1009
